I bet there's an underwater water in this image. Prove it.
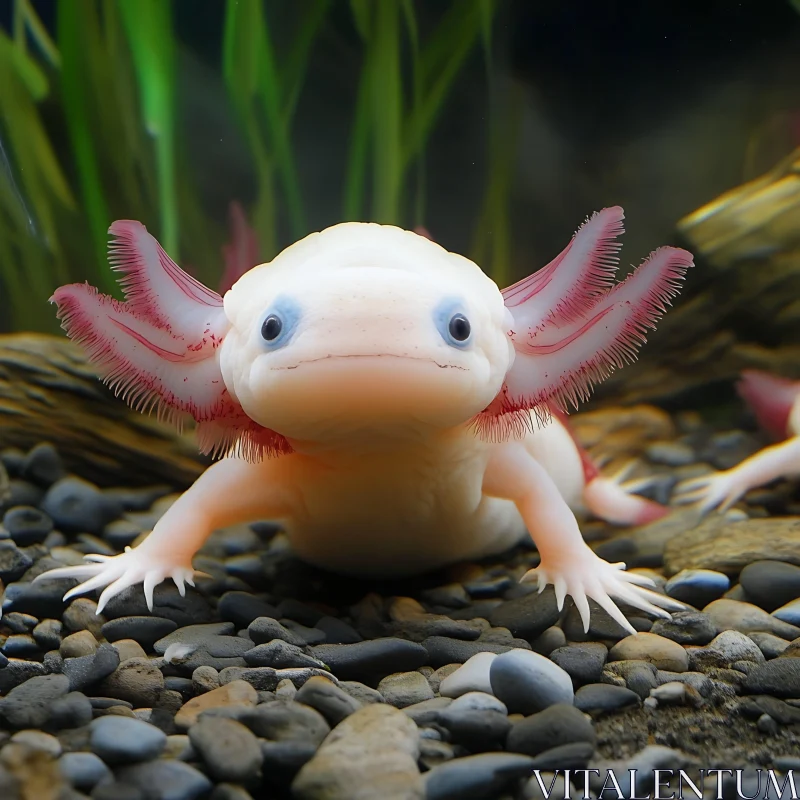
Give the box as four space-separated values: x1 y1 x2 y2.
0 1 799 799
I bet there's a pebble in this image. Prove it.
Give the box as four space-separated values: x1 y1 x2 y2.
310 638 428 681
574 683 641 712
690 630 765 669
487 587 560 640
440 706 512 752
63 597 106 637
32 618 62 651
103 519 144 549
528 741 594 770
50 691 94 729
773 598 800 626
101 616 178 650
448 691 507 715
261 741 318 790
423 637 516 668
649 681 687 705
649 611 717 645
3 577 71 619
506 703 596 757
63 643 120 691
744 658 800 698
212 699 330 745
704 599 800 640
744 632 788 660
549 643 608 686
739 695 800 724
58 752 113 791
114 760 212 800
340 681 386 706
0 673 69 728
378 671 435 708
19 443 64 485
0 540 33 583
60 630 98 659
99 657 165 707
531 626 567 655
41 476 120 535
561 600 632 642
4 611 42 635
10 729 62 756
292 704 422 800
188 717 262 783
739 560 800 611
439 652 496 698
90 716 167 763
281 619 327 645
191 665 221 694
664 569 730 608
217 593 279 629
113 639 148 663
174 680 258 730
422 753 536 800
244 640 327 670
489 649 574 714
608 633 689 672
2 506 53 545
402 697 452 726
2 633 40 659
294 675 362 726
420 583 471 609
103 583 213 627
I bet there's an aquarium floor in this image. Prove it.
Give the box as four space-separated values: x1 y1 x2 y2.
0 407 798 800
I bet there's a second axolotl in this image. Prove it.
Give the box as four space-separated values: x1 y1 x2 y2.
37 206 692 634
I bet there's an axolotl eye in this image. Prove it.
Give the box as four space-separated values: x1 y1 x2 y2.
259 296 301 348
434 299 472 348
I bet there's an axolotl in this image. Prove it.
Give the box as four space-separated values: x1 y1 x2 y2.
675 369 800 512
37 206 692 634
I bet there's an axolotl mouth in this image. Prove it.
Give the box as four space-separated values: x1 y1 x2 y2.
275 354 467 371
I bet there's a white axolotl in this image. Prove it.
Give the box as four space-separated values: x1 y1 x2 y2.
36 206 692 634
675 369 800 512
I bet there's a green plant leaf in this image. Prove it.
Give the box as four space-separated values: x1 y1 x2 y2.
117 0 178 255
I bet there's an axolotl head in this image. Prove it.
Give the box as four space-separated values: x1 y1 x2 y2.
220 223 516 439
51 207 692 460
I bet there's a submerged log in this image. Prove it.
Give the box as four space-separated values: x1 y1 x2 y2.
0 333 208 489
594 145 800 408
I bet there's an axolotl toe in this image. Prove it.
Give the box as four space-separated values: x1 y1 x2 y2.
36 207 692 634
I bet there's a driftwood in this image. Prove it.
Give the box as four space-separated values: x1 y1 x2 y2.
0 333 208 489
594 146 800 408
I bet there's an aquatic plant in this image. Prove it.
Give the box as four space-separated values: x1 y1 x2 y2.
0 0 513 333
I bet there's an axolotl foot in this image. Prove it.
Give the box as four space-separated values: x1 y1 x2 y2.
522 550 685 635
34 547 209 614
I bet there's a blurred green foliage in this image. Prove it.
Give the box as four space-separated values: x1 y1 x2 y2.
0 0 515 333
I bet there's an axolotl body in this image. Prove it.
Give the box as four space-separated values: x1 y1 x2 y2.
38 207 692 634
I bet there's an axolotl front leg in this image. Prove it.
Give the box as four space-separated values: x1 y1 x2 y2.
483 440 683 634
37 458 291 612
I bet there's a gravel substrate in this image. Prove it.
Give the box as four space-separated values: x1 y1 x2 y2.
0 410 798 799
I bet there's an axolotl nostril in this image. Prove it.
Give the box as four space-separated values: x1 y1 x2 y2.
35 207 692 634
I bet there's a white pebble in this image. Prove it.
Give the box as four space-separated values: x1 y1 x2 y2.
439 652 497 698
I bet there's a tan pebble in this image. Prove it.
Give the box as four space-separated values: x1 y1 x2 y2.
292 704 422 800
609 633 689 672
112 639 147 663
60 630 98 659
174 679 258 730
